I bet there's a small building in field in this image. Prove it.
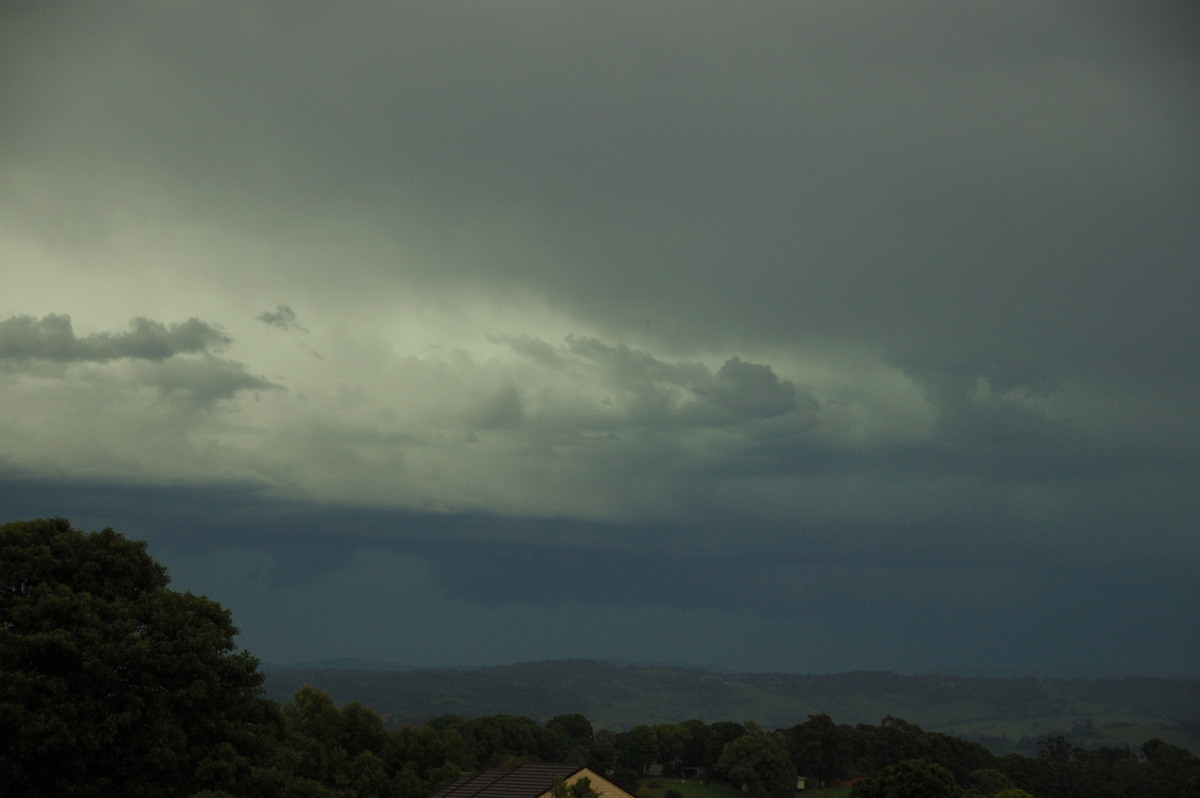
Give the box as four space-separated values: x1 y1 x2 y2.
430 763 634 798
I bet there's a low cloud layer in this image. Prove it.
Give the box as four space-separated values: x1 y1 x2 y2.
2 1 1196 675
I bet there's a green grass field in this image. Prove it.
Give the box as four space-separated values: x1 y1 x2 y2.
637 777 851 798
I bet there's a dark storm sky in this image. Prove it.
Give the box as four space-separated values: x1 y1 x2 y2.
2 1 1197 675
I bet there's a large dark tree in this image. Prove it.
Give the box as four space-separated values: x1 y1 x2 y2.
785 713 853 785
718 732 798 798
544 713 595 763
0 518 270 797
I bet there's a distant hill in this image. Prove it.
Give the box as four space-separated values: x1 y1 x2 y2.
263 659 1200 755
269 658 419 671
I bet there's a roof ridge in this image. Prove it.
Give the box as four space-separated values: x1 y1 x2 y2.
429 762 589 798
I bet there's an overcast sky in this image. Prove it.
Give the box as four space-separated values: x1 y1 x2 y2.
3 1 1198 677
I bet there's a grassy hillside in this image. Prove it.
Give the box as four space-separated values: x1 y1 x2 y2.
263 659 1200 755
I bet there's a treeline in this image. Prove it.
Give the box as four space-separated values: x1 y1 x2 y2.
245 693 1200 798
263 660 1200 755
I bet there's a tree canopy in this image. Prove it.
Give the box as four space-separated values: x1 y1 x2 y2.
0 518 268 797
849 758 961 798
717 732 797 798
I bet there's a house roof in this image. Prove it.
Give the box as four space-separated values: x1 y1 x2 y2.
430 763 588 798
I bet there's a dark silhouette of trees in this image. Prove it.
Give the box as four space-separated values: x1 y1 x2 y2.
545 713 595 763
784 713 853 785
0 518 269 797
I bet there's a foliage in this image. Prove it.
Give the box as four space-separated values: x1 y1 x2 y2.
546 713 597 762
717 732 797 798
551 775 602 798
965 768 1016 795
848 758 960 798
0 518 269 797
785 713 854 784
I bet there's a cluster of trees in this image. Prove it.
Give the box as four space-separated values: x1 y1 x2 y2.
595 714 1200 797
3 520 1199 798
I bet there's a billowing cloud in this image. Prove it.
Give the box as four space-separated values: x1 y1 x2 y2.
0 314 229 364
0 313 276 489
127 355 277 406
695 356 801 420
494 336 812 434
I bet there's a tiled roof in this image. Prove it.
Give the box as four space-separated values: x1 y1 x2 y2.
430 763 586 798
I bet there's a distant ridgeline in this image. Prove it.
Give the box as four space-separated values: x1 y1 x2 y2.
263 659 1200 755
253 670 1200 798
